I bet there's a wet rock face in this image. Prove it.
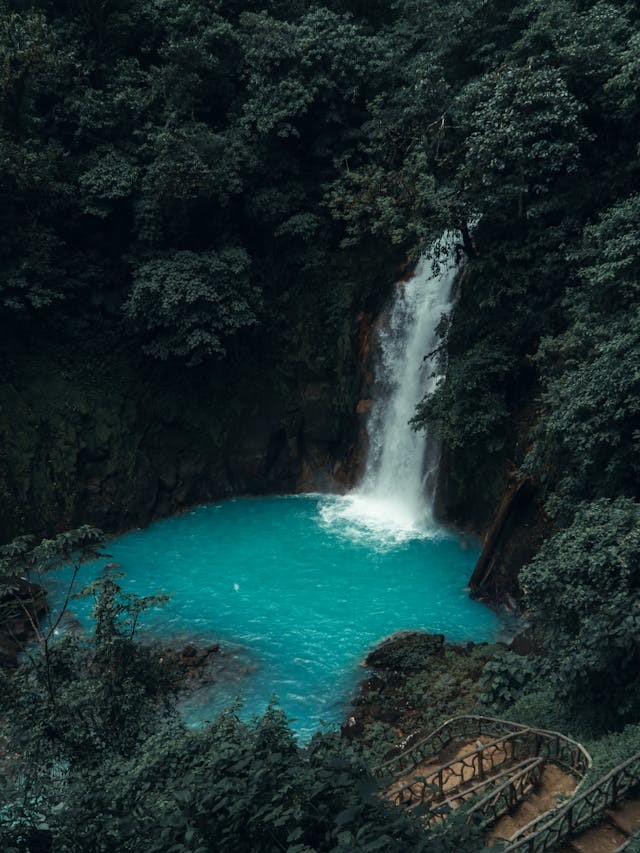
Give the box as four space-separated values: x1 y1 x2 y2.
344 631 452 737
469 478 551 606
224 380 359 496
0 576 47 669
434 392 551 607
0 354 364 541
0 243 400 544
156 639 258 703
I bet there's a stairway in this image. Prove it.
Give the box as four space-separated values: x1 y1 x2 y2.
385 732 546 814
489 764 578 843
557 798 640 853
380 716 640 853
378 715 593 847
385 737 485 804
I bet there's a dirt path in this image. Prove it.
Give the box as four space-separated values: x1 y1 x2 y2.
386 736 518 808
488 764 577 845
385 738 483 802
557 798 640 853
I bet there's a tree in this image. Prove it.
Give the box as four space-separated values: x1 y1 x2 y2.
124 248 259 364
525 194 640 508
0 529 176 851
520 499 640 728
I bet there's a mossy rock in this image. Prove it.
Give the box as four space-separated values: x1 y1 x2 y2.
365 631 446 673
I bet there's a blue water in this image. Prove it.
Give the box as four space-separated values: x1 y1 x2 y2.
47 495 501 739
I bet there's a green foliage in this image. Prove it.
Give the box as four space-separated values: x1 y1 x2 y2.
327 0 640 549
504 688 572 734
0 7 73 313
520 499 640 728
478 652 541 713
0 539 181 852
586 724 640 777
404 646 497 731
335 0 640 738
50 709 427 853
238 8 379 139
413 334 513 452
356 641 498 753
0 528 175 754
4 0 640 841
124 248 258 364
0 0 390 367
0 526 490 853
0 525 103 631
0 611 485 853
525 194 640 507
459 63 588 222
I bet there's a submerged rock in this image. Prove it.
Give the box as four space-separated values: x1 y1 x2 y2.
160 641 222 682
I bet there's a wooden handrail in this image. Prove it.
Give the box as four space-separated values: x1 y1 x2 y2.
611 842 632 853
393 755 545 830
467 758 544 817
376 715 523 776
391 731 532 807
457 757 543 815
376 715 591 782
504 751 640 853
380 714 593 842
393 732 531 805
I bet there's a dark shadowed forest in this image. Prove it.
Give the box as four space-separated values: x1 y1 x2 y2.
2 1 640 850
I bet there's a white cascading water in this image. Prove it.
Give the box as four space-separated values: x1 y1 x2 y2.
321 234 458 543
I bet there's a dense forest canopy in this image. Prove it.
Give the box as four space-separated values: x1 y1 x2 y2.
2 0 640 849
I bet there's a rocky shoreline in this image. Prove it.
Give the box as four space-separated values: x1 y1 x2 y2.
158 639 257 695
342 630 502 753
0 579 517 745
0 577 253 702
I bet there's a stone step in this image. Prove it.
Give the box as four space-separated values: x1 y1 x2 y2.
558 799 640 853
561 823 628 853
488 763 578 844
607 800 640 836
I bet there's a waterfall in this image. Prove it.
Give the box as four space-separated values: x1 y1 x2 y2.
320 234 457 543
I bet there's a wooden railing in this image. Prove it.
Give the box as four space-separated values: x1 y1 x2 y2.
378 715 591 833
421 756 545 821
376 715 591 783
466 756 545 825
390 730 534 809
503 752 640 853
376 715 526 778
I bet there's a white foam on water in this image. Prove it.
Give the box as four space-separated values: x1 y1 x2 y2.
318 494 438 548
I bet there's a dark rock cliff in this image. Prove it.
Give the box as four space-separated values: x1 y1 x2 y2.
0 347 357 541
433 393 550 606
0 257 390 542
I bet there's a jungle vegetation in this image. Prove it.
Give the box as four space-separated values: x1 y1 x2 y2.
2 0 640 849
